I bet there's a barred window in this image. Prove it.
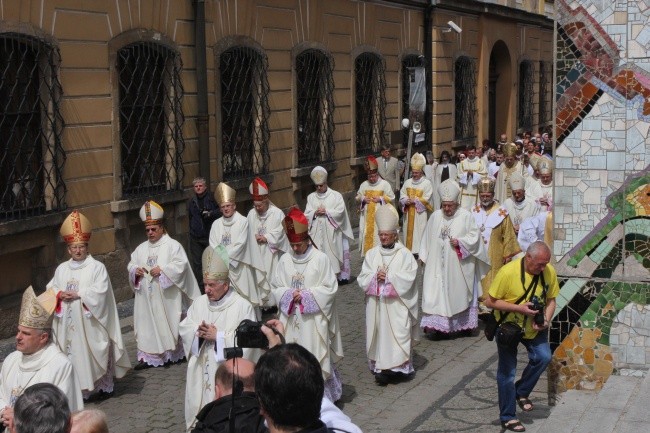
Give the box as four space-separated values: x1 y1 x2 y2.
539 61 551 126
117 42 185 197
401 55 427 152
518 60 534 131
220 47 270 179
355 52 386 157
296 49 335 166
454 56 477 141
0 33 65 221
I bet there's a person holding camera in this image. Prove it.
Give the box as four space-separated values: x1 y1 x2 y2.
179 245 260 431
484 241 559 432
188 177 222 293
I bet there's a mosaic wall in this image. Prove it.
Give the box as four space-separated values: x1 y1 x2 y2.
551 0 650 392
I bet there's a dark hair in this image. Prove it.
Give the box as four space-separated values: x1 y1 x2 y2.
254 343 323 429
14 383 70 433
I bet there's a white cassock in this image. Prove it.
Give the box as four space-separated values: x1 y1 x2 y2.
179 290 259 431
457 157 487 210
518 211 553 253
271 246 344 402
247 204 290 306
128 234 201 364
419 208 490 333
48 255 130 395
304 188 354 279
432 163 458 209
503 197 541 232
0 344 84 414
423 163 436 187
494 162 529 205
527 179 553 211
357 242 419 372
399 177 434 253
356 179 395 256
209 212 263 307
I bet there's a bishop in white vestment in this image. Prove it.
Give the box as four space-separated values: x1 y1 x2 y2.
128 201 201 369
209 182 263 307
1 287 83 430
271 208 344 402
49 211 130 400
419 180 490 335
304 166 354 283
179 245 259 431
357 156 395 256
399 153 434 254
502 173 541 236
246 177 290 307
358 205 419 385
457 146 487 210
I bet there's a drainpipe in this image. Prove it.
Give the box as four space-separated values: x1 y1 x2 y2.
425 2 434 154
194 0 210 185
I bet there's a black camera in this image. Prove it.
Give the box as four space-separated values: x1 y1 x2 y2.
223 320 269 360
530 296 545 326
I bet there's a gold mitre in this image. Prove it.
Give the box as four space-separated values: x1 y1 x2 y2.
477 177 496 194
438 179 461 203
375 204 399 232
139 200 164 226
410 152 426 171
537 158 554 175
60 210 92 245
19 286 57 329
509 172 525 191
215 182 236 204
503 142 518 157
202 244 229 281
310 166 328 185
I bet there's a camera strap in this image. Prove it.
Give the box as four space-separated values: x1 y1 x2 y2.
494 259 541 328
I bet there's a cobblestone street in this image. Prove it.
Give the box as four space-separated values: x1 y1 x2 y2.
76 249 549 433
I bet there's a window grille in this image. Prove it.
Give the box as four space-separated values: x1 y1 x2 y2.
117 42 184 197
0 33 65 221
518 61 534 131
220 47 270 179
539 61 551 126
454 56 477 141
401 55 428 152
296 49 335 166
355 52 386 157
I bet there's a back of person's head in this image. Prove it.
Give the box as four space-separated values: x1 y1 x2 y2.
255 343 324 430
13 383 70 433
70 410 108 433
215 358 256 399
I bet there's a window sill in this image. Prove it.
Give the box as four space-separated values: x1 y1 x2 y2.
110 190 191 213
290 162 337 178
349 156 367 167
225 174 275 191
0 212 68 237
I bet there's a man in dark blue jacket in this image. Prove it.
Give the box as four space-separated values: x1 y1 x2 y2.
188 177 221 293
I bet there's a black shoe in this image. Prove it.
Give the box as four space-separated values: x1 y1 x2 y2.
374 372 390 386
84 390 114 403
338 279 350 286
134 360 153 371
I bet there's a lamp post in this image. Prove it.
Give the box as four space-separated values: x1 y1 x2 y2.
402 118 421 184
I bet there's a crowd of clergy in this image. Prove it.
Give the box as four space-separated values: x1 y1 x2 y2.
0 133 554 432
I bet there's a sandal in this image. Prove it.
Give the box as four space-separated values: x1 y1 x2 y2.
501 419 526 432
517 396 534 412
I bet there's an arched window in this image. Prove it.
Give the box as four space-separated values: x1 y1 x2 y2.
219 46 270 179
539 61 551 127
117 41 185 196
355 52 386 157
296 49 335 166
0 33 65 221
454 56 477 141
401 55 427 151
518 60 534 131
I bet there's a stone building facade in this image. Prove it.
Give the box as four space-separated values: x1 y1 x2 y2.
0 0 553 338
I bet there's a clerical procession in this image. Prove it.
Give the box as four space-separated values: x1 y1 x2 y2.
0 141 558 433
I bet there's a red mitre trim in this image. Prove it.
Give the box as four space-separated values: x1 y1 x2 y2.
283 207 309 243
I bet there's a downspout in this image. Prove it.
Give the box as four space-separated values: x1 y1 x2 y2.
194 0 210 184
425 2 434 155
